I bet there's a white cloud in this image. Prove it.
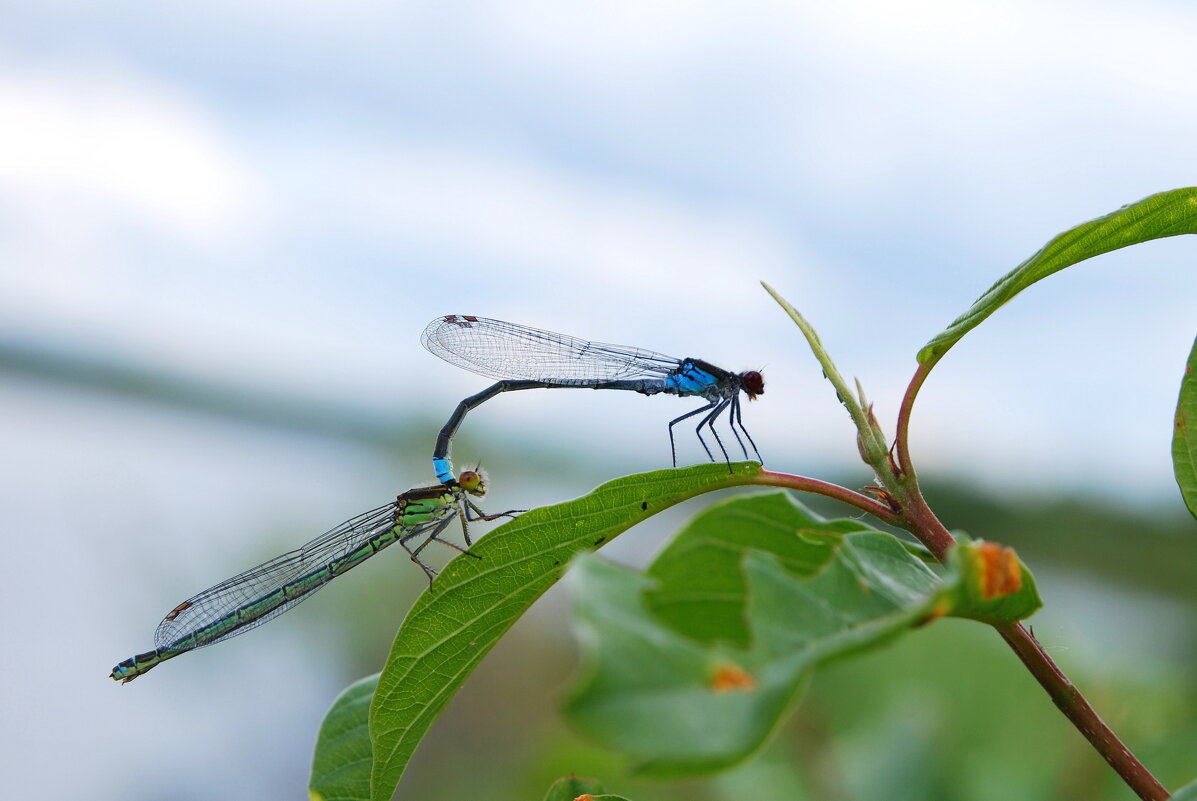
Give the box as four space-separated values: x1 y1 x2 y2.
0 61 264 244
284 137 805 334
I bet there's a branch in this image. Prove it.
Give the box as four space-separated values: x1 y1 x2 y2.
996 622 1170 801
890 405 1169 800
763 281 1169 798
895 358 935 482
754 469 902 525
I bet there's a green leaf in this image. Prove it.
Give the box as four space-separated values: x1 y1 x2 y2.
309 674 379 801
1173 777 1197 801
368 462 762 801
1174 334 1197 522
563 494 1043 777
919 188 1197 363
563 528 949 777
643 492 877 648
563 554 807 777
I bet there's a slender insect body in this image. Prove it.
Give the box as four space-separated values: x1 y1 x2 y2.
422 317 765 484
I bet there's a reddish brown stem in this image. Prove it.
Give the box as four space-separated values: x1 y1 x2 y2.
891 489 955 561
889 360 1169 800
996 622 1170 800
755 469 903 525
895 358 935 481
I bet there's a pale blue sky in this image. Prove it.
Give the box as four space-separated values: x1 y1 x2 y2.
2 0 1195 498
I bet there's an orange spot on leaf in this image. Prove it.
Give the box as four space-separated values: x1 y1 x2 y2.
976 542 1022 599
710 663 757 693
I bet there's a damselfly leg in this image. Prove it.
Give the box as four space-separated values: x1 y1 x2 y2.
695 398 734 469
732 395 762 463
458 497 523 546
666 399 720 467
400 516 462 584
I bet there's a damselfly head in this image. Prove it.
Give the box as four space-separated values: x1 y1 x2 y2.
456 468 489 497
741 370 765 399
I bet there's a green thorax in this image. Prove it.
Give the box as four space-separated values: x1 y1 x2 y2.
394 485 460 527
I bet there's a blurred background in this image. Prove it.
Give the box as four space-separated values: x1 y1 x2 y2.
2 1 1196 799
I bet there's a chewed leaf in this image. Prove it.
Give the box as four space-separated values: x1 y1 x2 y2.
644 492 873 648
564 491 1046 777
564 529 949 777
919 188 1197 363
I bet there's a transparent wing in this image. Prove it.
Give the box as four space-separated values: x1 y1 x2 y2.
421 315 682 383
153 502 406 651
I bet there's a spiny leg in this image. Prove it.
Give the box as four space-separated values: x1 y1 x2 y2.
732 395 763 463
462 498 523 523
400 517 458 585
455 505 474 548
667 400 719 466
695 399 733 469
454 498 522 553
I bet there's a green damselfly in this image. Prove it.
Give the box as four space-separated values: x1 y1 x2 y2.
110 470 515 683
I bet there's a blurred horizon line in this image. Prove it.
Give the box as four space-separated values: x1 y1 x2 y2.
0 333 410 447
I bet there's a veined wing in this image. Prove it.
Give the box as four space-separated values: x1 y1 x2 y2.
421 316 682 383
152 502 405 652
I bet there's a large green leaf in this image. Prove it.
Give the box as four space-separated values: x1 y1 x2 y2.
643 492 874 648
1174 334 1197 522
562 540 941 777
309 673 378 801
563 494 1041 776
919 188 1197 363
367 462 762 801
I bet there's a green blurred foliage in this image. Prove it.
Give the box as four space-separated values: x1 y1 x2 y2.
376 480 1197 801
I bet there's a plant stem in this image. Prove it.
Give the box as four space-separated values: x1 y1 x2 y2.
764 283 1169 798
754 469 902 525
996 622 1170 801
892 364 1169 801
892 486 955 561
895 358 935 482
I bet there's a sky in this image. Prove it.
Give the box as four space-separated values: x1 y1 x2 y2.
1 2 1195 799
2 1 1196 494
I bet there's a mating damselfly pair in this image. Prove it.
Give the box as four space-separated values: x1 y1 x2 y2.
111 316 765 682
